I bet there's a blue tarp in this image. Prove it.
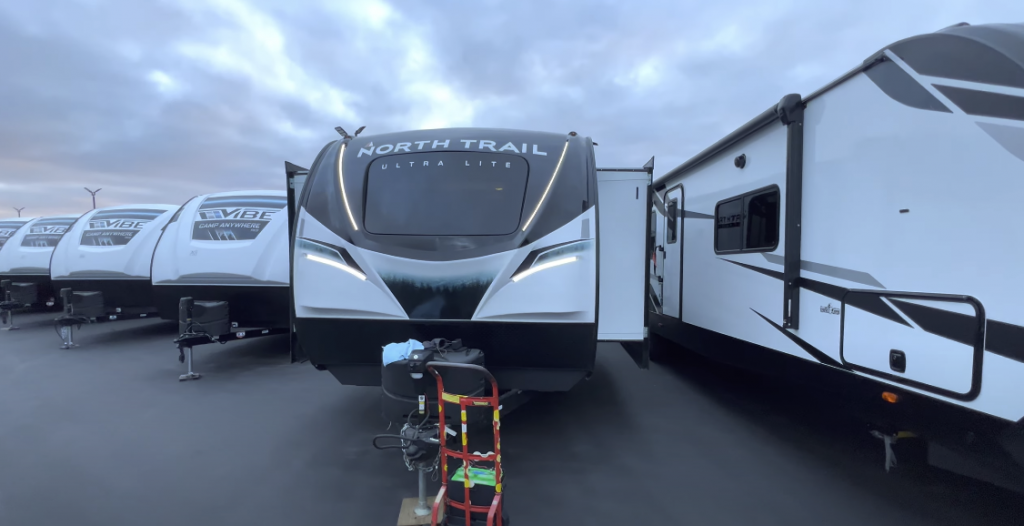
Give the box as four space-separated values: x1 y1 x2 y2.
382 339 424 367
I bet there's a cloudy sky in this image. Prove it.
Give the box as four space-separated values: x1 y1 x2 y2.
0 0 1020 218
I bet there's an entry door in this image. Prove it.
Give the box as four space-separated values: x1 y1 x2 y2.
661 186 683 319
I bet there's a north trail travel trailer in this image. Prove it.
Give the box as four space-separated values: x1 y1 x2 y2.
286 127 652 393
646 22 1024 490
49 204 178 318
0 214 82 308
150 190 292 334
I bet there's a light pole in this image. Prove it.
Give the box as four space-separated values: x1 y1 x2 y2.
84 187 102 210
13 207 24 217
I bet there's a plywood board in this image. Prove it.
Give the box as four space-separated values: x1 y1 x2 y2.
397 496 443 526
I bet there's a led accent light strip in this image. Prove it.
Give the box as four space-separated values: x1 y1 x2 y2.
510 256 578 282
522 139 570 231
304 253 367 281
337 142 359 231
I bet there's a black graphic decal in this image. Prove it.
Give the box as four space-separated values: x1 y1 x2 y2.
752 309 844 368
380 276 493 320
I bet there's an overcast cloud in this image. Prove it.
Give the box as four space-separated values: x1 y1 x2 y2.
0 0 1020 217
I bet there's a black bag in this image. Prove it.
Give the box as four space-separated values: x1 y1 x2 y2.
71 291 105 319
7 282 38 306
180 300 230 337
381 338 487 425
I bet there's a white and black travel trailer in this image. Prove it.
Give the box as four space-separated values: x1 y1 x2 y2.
286 127 653 393
50 204 178 319
0 216 37 328
151 190 293 379
151 190 291 330
0 217 33 251
0 214 81 310
646 22 1024 491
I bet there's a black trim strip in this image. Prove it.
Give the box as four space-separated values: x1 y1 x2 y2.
933 84 1024 122
762 252 886 289
887 298 1024 365
751 308 843 368
719 259 910 327
721 257 1024 365
719 258 783 280
684 210 714 220
987 320 1024 363
888 298 978 346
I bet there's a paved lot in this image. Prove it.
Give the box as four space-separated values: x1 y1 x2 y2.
1 311 1021 525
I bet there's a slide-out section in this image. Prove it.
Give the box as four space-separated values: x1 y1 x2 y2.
596 161 653 368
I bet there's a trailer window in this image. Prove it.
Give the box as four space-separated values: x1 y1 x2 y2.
744 191 779 250
715 186 779 253
715 198 743 251
0 221 27 249
21 217 77 248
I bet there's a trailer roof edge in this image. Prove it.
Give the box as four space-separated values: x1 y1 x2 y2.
653 104 782 190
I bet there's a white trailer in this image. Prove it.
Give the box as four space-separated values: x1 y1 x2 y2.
50 204 178 319
647 22 1024 491
0 217 33 251
0 214 81 308
151 190 295 379
150 190 292 331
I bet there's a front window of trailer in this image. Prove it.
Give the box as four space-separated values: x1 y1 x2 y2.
0 221 27 248
363 151 530 236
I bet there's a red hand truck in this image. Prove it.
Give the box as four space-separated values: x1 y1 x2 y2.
426 362 505 526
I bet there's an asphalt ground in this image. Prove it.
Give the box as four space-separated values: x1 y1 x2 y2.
1 311 1022 525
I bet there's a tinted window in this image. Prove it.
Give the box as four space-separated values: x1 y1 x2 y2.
191 195 287 241
715 187 779 253
364 151 529 236
0 221 27 249
744 191 779 250
21 217 77 248
715 198 743 251
80 208 168 246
